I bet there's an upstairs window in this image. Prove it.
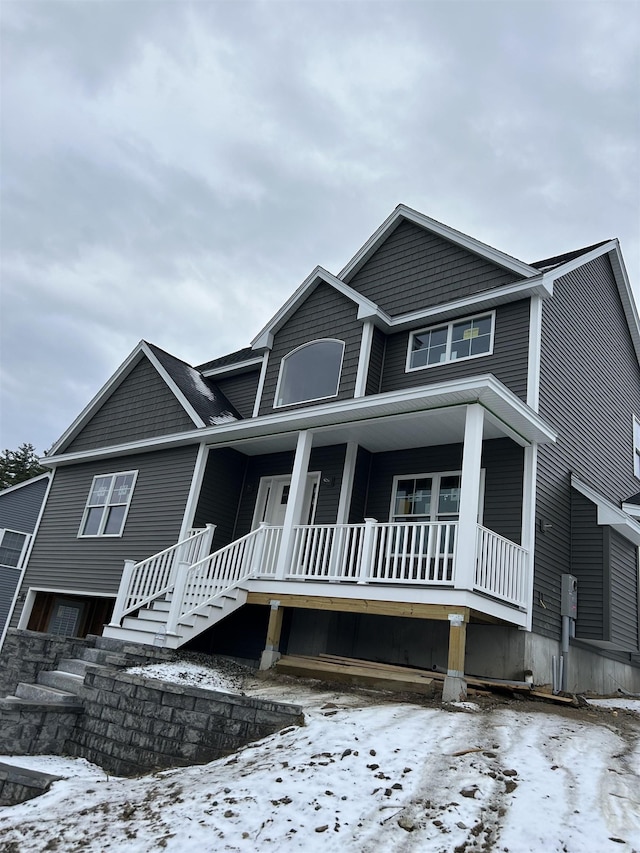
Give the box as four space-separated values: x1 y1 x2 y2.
275 339 344 407
79 471 137 537
0 529 29 568
407 312 495 371
634 417 640 479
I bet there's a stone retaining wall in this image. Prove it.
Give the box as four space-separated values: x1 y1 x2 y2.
0 700 83 756
0 630 94 697
0 761 62 807
65 668 304 776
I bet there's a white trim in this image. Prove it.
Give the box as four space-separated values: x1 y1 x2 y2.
142 343 206 428
77 470 138 538
355 320 374 398
0 471 51 499
178 442 210 539
336 442 359 524
275 431 314 579
16 583 116 633
0 528 30 569
457 404 485 590
633 415 640 480
406 310 496 373
527 295 543 411
43 374 558 467
252 352 270 418
521 444 538 631
571 475 640 546
273 339 345 409
389 469 485 523
251 266 379 350
251 472 320 530
200 356 265 378
622 501 640 519
339 205 540 283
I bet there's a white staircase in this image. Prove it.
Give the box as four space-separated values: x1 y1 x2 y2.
103 525 281 649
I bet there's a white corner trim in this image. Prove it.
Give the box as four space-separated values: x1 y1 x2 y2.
252 350 270 418
141 343 206 428
251 266 379 349
571 475 640 546
354 320 374 397
527 295 543 411
178 442 210 538
336 442 359 524
339 205 540 283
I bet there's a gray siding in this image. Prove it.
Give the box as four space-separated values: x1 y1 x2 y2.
215 370 260 419
535 254 640 641
0 567 20 636
193 449 248 550
0 476 49 534
379 299 530 401
571 490 605 641
365 327 386 396
17 446 198 602
609 530 639 650
66 357 195 453
347 219 523 316
363 439 523 542
258 284 362 415
234 446 347 538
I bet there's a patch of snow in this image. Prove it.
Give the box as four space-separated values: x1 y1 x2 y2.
0 755 110 781
125 661 243 694
449 701 481 712
587 696 640 714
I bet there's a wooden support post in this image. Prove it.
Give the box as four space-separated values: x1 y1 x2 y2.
442 612 468 703
260 600 284 669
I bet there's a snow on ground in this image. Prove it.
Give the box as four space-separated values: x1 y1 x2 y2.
125 661 244 694
0 670 639 853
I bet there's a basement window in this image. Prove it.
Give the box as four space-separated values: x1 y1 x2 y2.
275 339 344 407
407 312 495 371
78 471 138 537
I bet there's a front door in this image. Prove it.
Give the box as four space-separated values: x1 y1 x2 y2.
253 473 320 529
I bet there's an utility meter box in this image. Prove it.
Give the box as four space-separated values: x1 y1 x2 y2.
561 574 578 619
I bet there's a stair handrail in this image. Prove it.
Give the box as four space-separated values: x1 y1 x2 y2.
109 524 216 627
166 524 278 635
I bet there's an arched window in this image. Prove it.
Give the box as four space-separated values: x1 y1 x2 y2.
275 339 345 407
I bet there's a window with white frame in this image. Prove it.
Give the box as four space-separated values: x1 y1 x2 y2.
79 471 137 537
634 417 640 479
407 312 495 371
391 473 462 523
275 339 344 407
0 529 29 568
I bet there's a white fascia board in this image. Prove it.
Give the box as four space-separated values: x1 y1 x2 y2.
571 475 640 546
200 356 265 379
621 502 640 519
0 471 51 498
141 343 205 428
339 205 539 283
375 276 552 334
47 341 149 457
45 374 557 467
251 266 380 350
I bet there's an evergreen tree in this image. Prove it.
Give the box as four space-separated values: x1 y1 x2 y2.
0 443 46 490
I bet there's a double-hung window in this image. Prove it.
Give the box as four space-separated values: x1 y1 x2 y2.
0 529 30 569
407 312 495 371
79 471 137 537
634 417 640 479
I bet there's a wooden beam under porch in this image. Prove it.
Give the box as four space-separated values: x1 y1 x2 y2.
247 592 470 622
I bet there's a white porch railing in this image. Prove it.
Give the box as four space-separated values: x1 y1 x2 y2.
109 525 215 626
474 524 528 608
167 524 283 631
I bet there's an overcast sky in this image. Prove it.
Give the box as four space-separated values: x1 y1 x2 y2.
1 0 639 454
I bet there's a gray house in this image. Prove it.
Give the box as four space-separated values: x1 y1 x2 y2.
8 206 640 699
0 473 51 648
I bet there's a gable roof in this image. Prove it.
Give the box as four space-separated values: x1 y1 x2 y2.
196 347 257 372
339 204 540 284
0 471 52 499
49 341 241 457
251 266 379 350
530 240 612 272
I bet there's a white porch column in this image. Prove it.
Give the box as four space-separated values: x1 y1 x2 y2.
275 430 313 579
521 444 538 631
456 403 484 591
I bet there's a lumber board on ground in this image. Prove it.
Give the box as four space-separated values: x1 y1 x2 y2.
276 655 434 694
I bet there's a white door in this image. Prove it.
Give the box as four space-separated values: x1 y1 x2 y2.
253 474 320 528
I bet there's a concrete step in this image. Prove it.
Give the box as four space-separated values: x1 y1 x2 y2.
57 658 108 677
15 682 81 706
37 670 85 695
